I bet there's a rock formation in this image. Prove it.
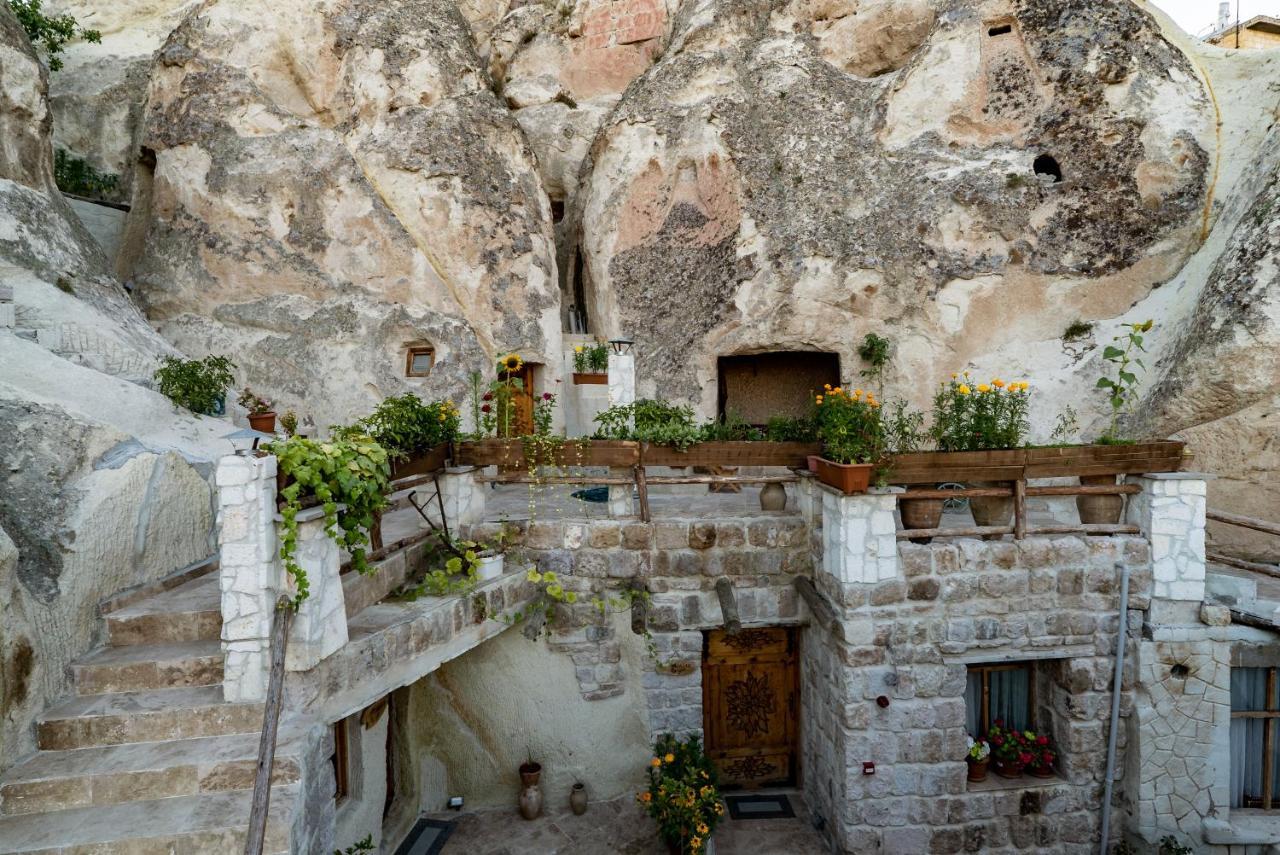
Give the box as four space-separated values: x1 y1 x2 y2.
123 0 565 424
0 2 225 768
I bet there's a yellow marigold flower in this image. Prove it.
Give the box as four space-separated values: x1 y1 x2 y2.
958 384 971 395
951 372 958 379
574 345 583 352
651 757 662 767
854 388 863 397
977 383 991 393
815 395 824 404
964 370 970 377
665 753 675 763
992 378 1005 388
823 383 832 391
639 792 652 803
833 387 843 394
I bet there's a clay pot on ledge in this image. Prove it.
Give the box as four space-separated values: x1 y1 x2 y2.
247 411 277 433
518 762 543 820
1027 763 1055 779
814 458 874 494
966 757 990 782
968 481 1013 535
572 372 608 385
1076 474 1124 526
992 757 1024 779
759 482 787 511
519 761 542 788
899 487 945 542
569 782 588 815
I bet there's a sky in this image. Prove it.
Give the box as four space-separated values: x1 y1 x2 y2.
1150 0 1279 36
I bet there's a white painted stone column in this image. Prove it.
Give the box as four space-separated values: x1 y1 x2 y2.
820 484 901 585
795 472 822 529
607 467 634 517
1125 472 1209 602
437 465 487 529
283 507 347 671
217 454 280 702
607 350 636 408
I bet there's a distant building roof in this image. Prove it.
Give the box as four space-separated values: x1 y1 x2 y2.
1206 14 1280 44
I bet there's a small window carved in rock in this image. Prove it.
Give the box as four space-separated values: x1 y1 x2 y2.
988 24 1013 37
405 345 435 377
551 199 565 223
1033 154 1063 183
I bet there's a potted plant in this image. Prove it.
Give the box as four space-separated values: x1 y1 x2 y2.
342 394 460 478
987 721 1033 779
638 735 724 855
153 354 236 416
812 386 884 494
519 756 543 820
572 341 609 385
930 374 1030 528
237 387 277 433
1027 733 1057 778
966 736 991 782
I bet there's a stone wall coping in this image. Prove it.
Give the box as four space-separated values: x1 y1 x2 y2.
1203 814 1280 845
274 504 342 524
1131 471 1216 481
942 643 1098 664
812 480 904 498
445 465 479 474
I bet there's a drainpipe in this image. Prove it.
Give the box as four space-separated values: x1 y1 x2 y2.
1099 562 1130 855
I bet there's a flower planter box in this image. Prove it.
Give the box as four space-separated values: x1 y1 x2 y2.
389 442 451 481
884 441 1186 485
454 438 640 468
572 372 608 385
640 441 823 468
814 458 874 494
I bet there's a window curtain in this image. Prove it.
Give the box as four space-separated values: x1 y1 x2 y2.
1231 667 1271 808
966 672 982 737
991 668 1030 732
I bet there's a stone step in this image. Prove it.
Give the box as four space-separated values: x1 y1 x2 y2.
72 640 223 695
105 573 222 646
37 686 262 751
0 786 295 853
0 732 301 816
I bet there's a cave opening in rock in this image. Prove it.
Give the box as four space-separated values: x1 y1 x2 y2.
987 24 1013 37
717 351 840 424
1170 663 1190 679
1034 154 1063 183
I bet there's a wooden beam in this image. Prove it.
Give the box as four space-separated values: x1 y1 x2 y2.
793 577 840 639
1208 552 1280 579
1014 479 1027 541
715 578 741 635
1208 509 1280 539
897 525 1014 540
634 465 651 523
1026 524 1140 536
244 598 293 855
1229 609 1279 632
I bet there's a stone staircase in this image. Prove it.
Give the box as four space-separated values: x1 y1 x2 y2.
0 571 301 853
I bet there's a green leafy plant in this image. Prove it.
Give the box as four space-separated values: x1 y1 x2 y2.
1062 319 1093 342
9 0 100 71
929 374 1030 452
267 435 390 606
236 387 273 415
594 399 702 451
280 411 299 436
339 394 460 460
53 148 117 197
763 414 817 443
1048 405 1078 445
882 399 926 454
572 341 609 374
638 735 724 855
334 836 374 855
1096 320 1153 444
697 411 762 442
505 567 579 639
153 355 235 416
813 387 885 464
858 332 891 393
1158 836 1192 855
533 390 556 436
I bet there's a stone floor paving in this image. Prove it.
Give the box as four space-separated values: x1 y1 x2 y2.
431 791 829 854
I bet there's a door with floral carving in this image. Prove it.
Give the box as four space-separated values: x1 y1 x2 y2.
702 627 798 788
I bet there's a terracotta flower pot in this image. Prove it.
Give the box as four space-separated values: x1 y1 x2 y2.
992 757 1024 779
968 481 1012 531
247 411 277 433
759 482 787 511
572 372 608 385
569 782 588 815
806 454 820 473
899 487 945 537
1028 764 1055 779
519 761 542 788
815 458 874 494
1076 474 1124 526
966 757 989 782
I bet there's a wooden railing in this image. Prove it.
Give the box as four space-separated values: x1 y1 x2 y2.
1207 509 1280 578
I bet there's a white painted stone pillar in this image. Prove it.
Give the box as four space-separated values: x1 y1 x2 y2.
283 507 347 671
1126 472 1209 602
607 350 636 408
820 484 901 585
437 466 486 529
795 472 822 528
217 454 280 703
607 467 634 517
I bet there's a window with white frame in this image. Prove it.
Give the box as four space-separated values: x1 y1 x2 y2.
1231 666 1280 809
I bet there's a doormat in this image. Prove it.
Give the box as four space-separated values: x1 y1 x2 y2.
392 817 454 855
724 794 795 821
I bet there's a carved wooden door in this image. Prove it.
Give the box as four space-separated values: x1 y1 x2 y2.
498 364 535 437
702 627 798 788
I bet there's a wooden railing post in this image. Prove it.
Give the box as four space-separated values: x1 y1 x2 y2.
244 597 292 855
1014 479 1027 540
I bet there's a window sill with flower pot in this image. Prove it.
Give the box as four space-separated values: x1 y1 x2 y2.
966 769 1066 792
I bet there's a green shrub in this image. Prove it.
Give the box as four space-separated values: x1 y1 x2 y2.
339 394 460 460
572 341 609 373
8 0 99 71
764 415 817 443
53 149 118 198
153 355 235 416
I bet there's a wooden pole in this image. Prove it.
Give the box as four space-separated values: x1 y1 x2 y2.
1014 479 1027 541
715 578 741 635
1208 551 1280 579
896 525 1014 540
1207 509 1280 539
793 577 839 639
634 465 651 523
244 598 292 855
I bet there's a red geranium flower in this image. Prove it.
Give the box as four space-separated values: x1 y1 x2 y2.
482 392 493 401
1037 735 1049 746
481 404 491 413
1019 752 1033 765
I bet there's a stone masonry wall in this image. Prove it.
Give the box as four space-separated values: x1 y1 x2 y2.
804 533 1154 855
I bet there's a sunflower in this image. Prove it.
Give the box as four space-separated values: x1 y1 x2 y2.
500 353 523 372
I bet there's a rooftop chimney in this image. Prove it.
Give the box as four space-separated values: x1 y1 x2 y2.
1218 1 1232 33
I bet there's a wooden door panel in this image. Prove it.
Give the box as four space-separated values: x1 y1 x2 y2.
703 628 798 788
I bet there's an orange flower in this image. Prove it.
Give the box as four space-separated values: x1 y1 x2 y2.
992 378 1006 388
977 383 991 393
639 792 652 803
651 757 662 767
664 753 675 764
823 383 832 391
815 395 824 404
